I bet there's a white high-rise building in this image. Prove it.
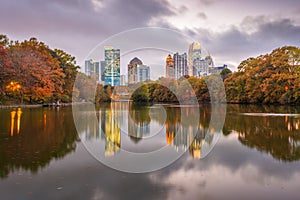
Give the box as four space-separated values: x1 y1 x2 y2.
137 65 150 82
188 42 214 77
85 59 100 79
173 52 188 79
85 59 94 77
188 42 201 76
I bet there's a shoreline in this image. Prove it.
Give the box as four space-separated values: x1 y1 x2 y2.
0 104 43 108
0 102 88 109
0 101 299 108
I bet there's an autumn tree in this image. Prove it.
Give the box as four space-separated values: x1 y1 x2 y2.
0 43 12 96
0 35 82 104
225 46 300 104
8 38 65 103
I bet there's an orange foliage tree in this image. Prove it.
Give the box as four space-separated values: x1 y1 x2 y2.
8 38 65 103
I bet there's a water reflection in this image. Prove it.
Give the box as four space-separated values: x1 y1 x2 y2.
1 104 300 199
0 107 78 178
128 104 151 142
80 103 300 162
10 110 15 136
1 104 300 179
224 105 300 162
9 108 22 136
163 106 215 159
80 102 218 160
101 103 121 157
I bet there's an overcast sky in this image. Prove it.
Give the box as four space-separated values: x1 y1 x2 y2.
1 0 299 76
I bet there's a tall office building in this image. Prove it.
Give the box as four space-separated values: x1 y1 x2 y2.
166 53 188 79
128 57 150 84
173 52 188 79
194 55 214 77
166 54 175 79
137 65 150 82
188 42 201 76
193 58 209 77
85 59 94 77
128 57 143 84
85 59 100 79
104 46 120 86
188 42 214 77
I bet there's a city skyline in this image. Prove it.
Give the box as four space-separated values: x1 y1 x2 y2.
85 41 226 81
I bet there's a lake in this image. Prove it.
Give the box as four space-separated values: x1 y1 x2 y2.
0 103 299 200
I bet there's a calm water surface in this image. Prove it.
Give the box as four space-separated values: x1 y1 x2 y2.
0 103 299 200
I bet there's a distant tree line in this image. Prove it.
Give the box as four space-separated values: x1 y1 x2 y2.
95 75 226 104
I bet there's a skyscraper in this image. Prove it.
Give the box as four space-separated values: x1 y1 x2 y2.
173 52 188 79
188 42 201 76
166 54 175 79
128 57 150 84
137 64 150 82
104 46 120 86
85 59 100 79
166 53 188 79
85 59 94 77
193 58 209 77
188 42 214 77
128 57 143 84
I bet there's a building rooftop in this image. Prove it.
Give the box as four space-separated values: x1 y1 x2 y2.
129 57 143 65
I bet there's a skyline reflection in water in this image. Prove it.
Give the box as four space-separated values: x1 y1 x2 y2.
78 102 217 161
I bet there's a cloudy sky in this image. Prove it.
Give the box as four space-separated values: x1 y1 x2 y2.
1 0 299 74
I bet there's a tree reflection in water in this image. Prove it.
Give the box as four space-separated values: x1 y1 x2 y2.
224 105 300 162
0 104 299 179
0 107 79 178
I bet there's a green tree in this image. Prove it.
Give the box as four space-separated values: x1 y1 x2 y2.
131 84 149 103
